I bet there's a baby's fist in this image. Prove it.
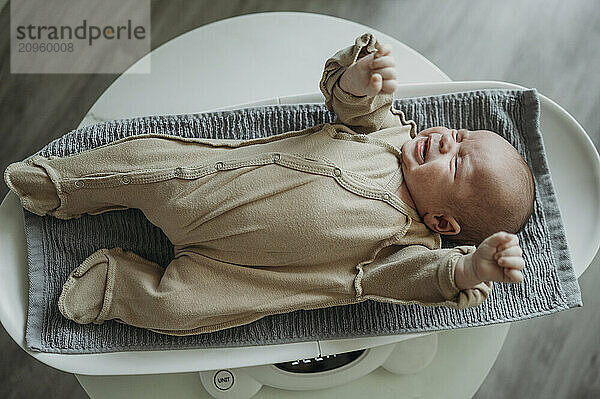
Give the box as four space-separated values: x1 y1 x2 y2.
339 42 398 97
473 231 525 284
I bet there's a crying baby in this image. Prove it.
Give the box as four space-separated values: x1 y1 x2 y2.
3 33 534 335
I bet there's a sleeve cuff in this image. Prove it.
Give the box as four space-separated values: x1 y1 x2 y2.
437 246 476 299
455 281 494 309
320 33 379 112
338 32 379 67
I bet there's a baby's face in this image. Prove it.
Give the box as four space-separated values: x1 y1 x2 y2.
400 126 511 218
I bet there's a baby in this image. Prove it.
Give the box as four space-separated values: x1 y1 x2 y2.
3 33 534 335
336 36 534 289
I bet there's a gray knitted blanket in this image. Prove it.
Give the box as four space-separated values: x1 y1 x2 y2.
23 89 582 353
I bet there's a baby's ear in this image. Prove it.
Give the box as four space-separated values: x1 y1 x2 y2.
423 213 461 235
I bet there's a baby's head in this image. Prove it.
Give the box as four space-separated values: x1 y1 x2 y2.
401 126 535 246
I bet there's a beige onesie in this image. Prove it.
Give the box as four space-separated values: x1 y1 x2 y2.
4 33 492 336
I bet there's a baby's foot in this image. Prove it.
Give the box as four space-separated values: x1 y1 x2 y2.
4 157 60 216
58 249 113 325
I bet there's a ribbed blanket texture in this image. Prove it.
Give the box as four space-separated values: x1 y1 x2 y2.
22 89 582 353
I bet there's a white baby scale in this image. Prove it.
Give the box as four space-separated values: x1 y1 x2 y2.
1 13 599 399
1 84 599 399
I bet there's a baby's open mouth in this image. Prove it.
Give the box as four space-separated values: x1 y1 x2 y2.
416 137 430 164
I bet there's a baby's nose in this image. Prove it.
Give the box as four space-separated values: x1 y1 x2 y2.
438 132 454 153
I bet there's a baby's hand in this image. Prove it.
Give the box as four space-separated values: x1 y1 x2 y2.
339 42 398 97
472 231 525 284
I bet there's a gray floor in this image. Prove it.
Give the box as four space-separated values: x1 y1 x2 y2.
1 1 599 398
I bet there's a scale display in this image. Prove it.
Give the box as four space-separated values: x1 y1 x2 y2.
274 349 365 373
